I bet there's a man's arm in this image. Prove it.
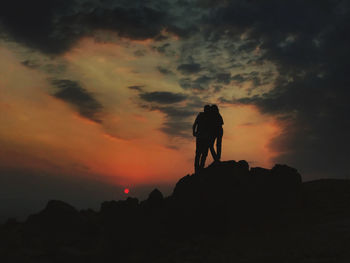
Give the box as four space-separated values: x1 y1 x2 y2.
219 114 224 125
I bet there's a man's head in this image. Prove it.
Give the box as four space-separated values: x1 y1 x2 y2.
204 105 210 113
211 104 219 113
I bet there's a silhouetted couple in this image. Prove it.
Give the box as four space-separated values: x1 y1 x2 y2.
193 104 224 174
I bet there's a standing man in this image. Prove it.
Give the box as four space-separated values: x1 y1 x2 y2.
209 105 224 161
193 105 211 174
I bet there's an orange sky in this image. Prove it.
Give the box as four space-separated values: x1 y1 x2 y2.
0 36 281 191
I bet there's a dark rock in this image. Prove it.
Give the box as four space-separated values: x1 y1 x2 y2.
100 197 139 219
237 160 249 172
250 167 271 177
302 179 350 212
4 218 19 228
23 200 98 248
3 160 350 263
25 200 84 230
146 188 164 207
271 164 302 184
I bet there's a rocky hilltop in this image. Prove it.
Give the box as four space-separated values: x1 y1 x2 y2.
1 161 350 263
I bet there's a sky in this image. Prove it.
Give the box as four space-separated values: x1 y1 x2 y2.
0 0 349 220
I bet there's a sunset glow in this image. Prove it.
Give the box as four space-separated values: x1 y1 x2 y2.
0 36 281 189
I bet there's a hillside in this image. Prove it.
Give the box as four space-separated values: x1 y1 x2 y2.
1 161 350 263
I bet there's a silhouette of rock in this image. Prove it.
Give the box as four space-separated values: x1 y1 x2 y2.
22 200 98 250
171 160 302 231
303 179 350 212
25 200 84 230
4 160 350 263
250 166 270 177
149 188 164 201
144 188 164 209
100 197 139 227
3 218 18 228
100 197 139 215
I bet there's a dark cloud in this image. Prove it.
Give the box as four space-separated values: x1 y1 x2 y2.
21 59 67 74
0 0 78 54
131 86 199 138
177 63 202 75
21 60 39 69
51 79 103 123
139 91 187 104
212 85 222 93
179 74 224 92
136 88 194 138
195 75 212 85
231 71 269 87
216 73 231 84
231 74 245 83
86 6 166 40
154 105 195 119
154 34 169 42
134 50 147 57
212 0 350 178
157 66 173 75
137 99 198 139
179 78 194 90
179 77 211 92
150 105 196 138
0 0 200 54
155 43 171 53
159 121 193 138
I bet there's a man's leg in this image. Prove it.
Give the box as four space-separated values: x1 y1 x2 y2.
194 151 200 174
199 145 209 170
216 135 222 161
209 136 218 161
194 138 201 174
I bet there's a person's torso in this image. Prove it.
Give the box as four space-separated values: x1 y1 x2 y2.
196 112 211 137
209 112 223 135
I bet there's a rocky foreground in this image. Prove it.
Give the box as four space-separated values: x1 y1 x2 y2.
1 161 350 263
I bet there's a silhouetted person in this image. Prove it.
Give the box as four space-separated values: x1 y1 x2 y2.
208 105 224 161
193 105 211 173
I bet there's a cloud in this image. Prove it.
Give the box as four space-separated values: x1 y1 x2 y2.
51 79 103 123
139 91 187 104
231 71 270 87
21 60 39 69
137 101 197 139
157 66 173 75
231 74 245 83
0 0 79 54
0 0 202 54
216 73 231 84
211 0 350 178
177 63 202 75
134 50 147 57
86 6 166 40
159 121 193 138
151 105 196 138
133 88 198 138
128 85 144 92
155 43 171 53
179 77 209 92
